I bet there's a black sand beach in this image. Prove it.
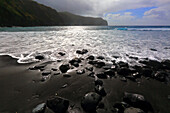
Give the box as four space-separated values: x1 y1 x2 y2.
0 53 170 113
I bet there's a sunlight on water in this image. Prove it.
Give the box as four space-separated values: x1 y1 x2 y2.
0 26 170 64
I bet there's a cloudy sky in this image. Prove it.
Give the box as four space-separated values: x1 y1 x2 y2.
35 0 170 25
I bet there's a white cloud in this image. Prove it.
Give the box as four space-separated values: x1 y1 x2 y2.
105 12 136 25
35 0 170 25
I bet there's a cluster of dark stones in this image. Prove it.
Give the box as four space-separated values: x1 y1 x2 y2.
30 49 170 83
31 49 170 84
112 92 154 113
30 49 170 113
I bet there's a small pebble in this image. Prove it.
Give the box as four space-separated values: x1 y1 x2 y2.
62 84 68 88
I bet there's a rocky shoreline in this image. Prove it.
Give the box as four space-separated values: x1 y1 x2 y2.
0 49 170 113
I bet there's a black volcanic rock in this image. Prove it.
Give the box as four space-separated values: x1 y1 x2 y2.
123 92 153 112
35 55 44 60
86 55 95 60
96 72 107 79
118 61 129 68
58 52 66 56
76 49 88 55
95 85 106 96
81 92 102 112
32 103 46 113
162 59 170 69
96 56 105 60
59 64 70 73
117 67 132 76
69 58 81 67
46 96 69 113
154 71 169 82
95 79 103 86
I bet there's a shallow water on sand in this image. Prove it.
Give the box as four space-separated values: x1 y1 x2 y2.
0 26 170 64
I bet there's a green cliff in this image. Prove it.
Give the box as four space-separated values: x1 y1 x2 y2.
0 0 108 27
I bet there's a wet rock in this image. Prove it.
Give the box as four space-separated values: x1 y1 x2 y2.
129 56 139 60
32 103 46 113
118 61 129 68
139 60 162 70
35 55 44 60
69 58 81 67
63 74 71 78
76 69 85 75
120 77 127 82
97 56 105 60
154 71 169 82
51 68 58 71
112 56 120 59
148 60 162 70
46 96 69 113
164 47 170 49
126 76 136 82
76 49 88 55
88 72 95 78
104 70 115 77
150 48 157 51
132 72 141 79
141 68 153 77
124 107 145 113
87 55 95 60
88 60 98 65
95 61 106 68
162 59 170 69
57 59 62 62
53 72 60 76
86 66 93 71
62 84 68 88
42 71 51 76
96 72 107 79
123 92 153 112
81 92 102 112
88 60 105 68
139 60 148 65
59 64 70 73
58 52 66 56
113 102 128 113
103 65 112 70
95 79 103 86
117 68 132 76
95 85 106 96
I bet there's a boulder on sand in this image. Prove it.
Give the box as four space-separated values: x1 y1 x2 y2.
123 92 153 112
46 96 69 113
59 64 70 73
81 92 102 112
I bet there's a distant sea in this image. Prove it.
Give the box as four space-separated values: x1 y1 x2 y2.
0 26 170 64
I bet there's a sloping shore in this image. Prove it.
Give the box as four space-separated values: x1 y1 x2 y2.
0 54 170 113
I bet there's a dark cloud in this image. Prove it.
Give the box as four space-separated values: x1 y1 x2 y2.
35 0 93 15
34 0 170 25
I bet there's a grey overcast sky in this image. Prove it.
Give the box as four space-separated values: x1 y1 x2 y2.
35 0 170 25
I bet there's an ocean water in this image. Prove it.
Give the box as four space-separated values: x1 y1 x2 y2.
0 26 170 64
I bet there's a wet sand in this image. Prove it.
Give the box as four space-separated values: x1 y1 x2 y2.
0 55 170 113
